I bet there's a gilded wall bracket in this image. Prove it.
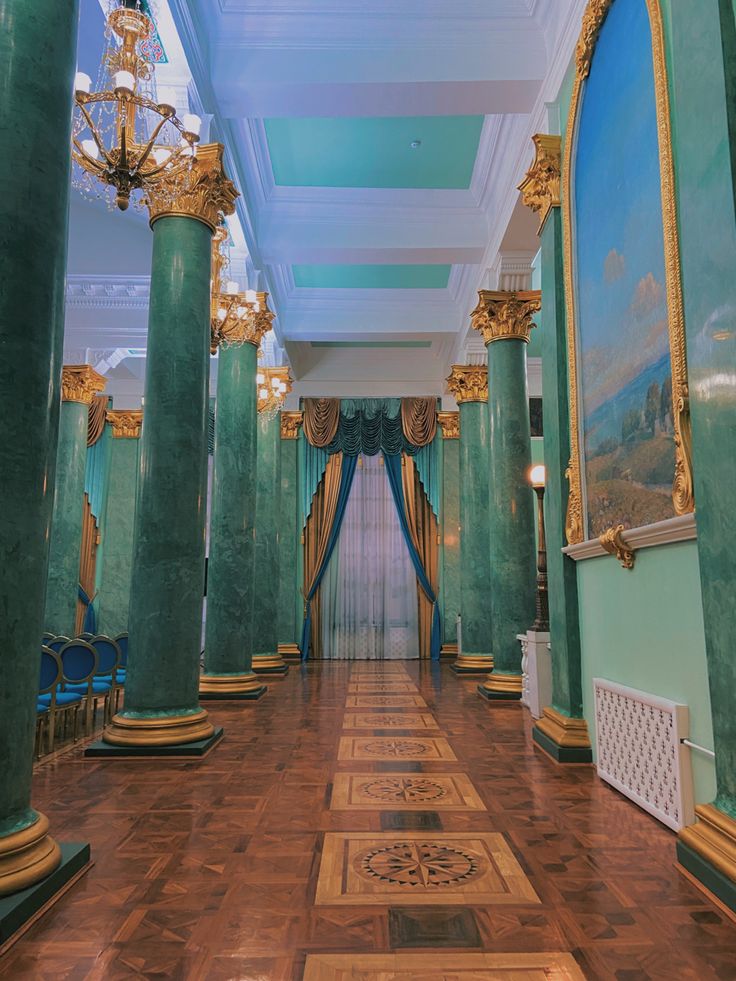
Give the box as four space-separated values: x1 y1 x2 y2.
599 524 635 570
518 134 561 234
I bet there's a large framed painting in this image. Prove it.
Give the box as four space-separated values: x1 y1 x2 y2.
563 0 693 545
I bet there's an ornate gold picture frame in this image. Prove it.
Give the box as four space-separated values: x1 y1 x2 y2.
562 0 694 547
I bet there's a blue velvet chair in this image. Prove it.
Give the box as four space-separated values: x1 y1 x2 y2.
90 635 121 719
60 639 105 735
46 635 70 654
38 646 83 753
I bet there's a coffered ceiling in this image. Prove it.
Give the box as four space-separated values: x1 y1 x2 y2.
66 0 588 401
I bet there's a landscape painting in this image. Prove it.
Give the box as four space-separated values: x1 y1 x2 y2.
573 0 675 539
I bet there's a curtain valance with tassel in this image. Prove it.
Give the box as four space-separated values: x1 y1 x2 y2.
303 397 437 457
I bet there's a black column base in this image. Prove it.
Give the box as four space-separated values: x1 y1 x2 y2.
450 664 492 675
477 686 521 701
199 687 266 701
676 840 736 914
0 842 91 949
252 665 289 676
532 725 593 763
84 727 224 759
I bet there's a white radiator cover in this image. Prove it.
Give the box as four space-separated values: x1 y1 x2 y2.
593 678 695 831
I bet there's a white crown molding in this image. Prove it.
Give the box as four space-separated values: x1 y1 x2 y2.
562 513 698 563
66 275 150 309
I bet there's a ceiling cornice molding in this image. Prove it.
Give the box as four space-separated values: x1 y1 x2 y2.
66 275 150 310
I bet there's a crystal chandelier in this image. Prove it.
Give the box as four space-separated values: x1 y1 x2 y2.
257 367 291 418
210 225 261 351
72 0 201 211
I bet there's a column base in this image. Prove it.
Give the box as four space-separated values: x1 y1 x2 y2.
440 643 458 658
252 654 289 676
450 654 494 675
278 643 302 660
0 813 61 899
0 842 90 950
199 672 267 700
532 707 592 763
98 708 216 748
677 804 736 914
477 672 522 700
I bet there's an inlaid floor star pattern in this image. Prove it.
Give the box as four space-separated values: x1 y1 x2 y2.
3 659 735 979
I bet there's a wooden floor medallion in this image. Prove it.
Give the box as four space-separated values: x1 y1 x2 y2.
343 712 439 730
345 694 428 708
315 832 539 906
331 772 485 811
338 735 457 762
303 952 586 980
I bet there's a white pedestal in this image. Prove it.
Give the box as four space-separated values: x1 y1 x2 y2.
519 629 551 719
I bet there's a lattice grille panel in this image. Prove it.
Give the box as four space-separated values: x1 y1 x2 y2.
593 678 694 831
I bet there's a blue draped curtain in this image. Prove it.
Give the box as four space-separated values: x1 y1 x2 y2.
384 452 441 660
300 454 357 660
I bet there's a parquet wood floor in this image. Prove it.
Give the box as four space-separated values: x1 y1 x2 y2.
2 660 735 980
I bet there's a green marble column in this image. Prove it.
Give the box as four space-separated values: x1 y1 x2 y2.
472 291 540 700
45 367 105 637
446 368 493 674
518 141 593 759
200 333 266 699
96 411 141 637
277 413 303 657
253 406 288 675
438 413 461 652
0 0 79 895
667 0 736 910
102 144 237 749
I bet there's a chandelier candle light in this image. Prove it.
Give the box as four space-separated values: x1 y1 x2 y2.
72 2 201 211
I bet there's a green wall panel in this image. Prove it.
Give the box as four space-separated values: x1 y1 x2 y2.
293 264 450 290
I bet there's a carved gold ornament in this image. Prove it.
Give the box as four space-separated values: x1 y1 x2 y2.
145 143 238 232
61 364 106 405
598 525 635 569
258 365 292 416
209 225 271 352
446 364 488 404
576 0 614 78
437 411 460 439
470 290 541 346
107 409 143 439
281 411 304 440
562 0 694 547
518 134 562 233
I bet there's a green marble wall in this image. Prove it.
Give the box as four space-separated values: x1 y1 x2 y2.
123 216 211 716
97 431 140 637
0 0 78 837
278 431 300 648
45 401 88 636
458 402 492 658
665 0 736 817
253 412 281 658
440 435 461 645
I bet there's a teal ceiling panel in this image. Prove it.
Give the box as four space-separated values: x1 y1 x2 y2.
266 116 484 189
293 264 451 289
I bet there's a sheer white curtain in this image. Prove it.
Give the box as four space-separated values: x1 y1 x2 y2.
321 453 419 659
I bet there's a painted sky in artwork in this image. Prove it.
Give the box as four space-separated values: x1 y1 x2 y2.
574 0 670 423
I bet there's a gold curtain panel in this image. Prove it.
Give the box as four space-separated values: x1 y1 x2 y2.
400 397 437 447
303 398 341 448
87 395 108 446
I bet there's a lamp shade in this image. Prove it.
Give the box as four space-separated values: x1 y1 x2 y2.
530 464 546 488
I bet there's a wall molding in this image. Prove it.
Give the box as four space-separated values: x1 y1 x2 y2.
562 512 697 562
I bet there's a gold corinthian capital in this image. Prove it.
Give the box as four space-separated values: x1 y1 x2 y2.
446 364 488 404
61 364 106 404
518 134 561 234
145 143 238 232
470 290 542 346
280 411 303 440
437 411 460 439
106 409 143 439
